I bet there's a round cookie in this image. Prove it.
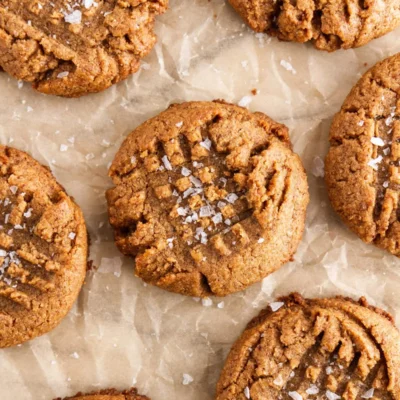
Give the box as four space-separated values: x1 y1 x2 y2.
106 101 309 297
0 146 87 348
0 0 167 97
216 293 400 400
326 53 400 256
227 0 400 51
55 388 149 400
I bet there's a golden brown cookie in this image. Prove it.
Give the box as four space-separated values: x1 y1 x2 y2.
0 0 167 97
326 53 400 256
228 0 400 51
0 146 87 348
55 388 149 400
106 101 309 297
216 293 400 400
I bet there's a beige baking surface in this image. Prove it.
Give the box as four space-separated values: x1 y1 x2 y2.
1 1 400 399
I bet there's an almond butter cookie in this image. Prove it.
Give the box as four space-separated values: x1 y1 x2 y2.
0 146 87 348
0 0 167 97
326 53 400 256
216 293 400 400
55 388 149 400
228 0 400 51
106 101 309 297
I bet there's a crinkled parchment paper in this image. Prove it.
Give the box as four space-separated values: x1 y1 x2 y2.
1 1 400 399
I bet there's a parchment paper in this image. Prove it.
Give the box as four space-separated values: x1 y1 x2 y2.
1 1 400 399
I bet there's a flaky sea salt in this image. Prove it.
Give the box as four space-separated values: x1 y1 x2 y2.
368 155 383 171
238 96 252 108
244 386 250 399
361 389 374 399
217 301 224 309
226 193 238 204
64 10 82 24
199 138 212 151
0 250 7 257
162 155 172 170
202 298 212 307
9 186 17 195
371 137 385 147
257 238 265 244
176 121 183 128
326 390 341 400
326 366 333 375
270 302 284 312
358 120 365 127
306 385 319 395
57 71 69 79
68 232 76 240
181 167 191 176
288 391 302 400
182 374 193 385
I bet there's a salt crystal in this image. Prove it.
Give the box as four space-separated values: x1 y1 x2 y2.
181 167 191 176
326 391 341 400
361 389 374 399
244 386 250 399
306 385 319 395
226 193 239 204
64 10 82 24
238 96 252 108
383 147 390 156
162 155 173 171
217 301 224 309
199 138 212 151
202 298 212 307
326 366 333 375
368 155 383 171
224 219 231 226
130 156 137 164
57 71 69 79
0 250 7 257
257 238 265 244
371 137 385 147
190 176 202 188
358 120 365 127
200 206 212 218
68 232 76 240
270 301 284 312
60 144 68 152
383 181 389 188
70 352 79 359
288 391 302 400
177 207 188 216
9 186 18 195
176 121 183 128
212 213 222 224
182 373 193 385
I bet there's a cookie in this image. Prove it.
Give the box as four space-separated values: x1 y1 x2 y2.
325 53 400 256
0 0 167 97
228 0 400 51
0 146 87 348
106 101 309 297
216 293 400 400
55 388 149 400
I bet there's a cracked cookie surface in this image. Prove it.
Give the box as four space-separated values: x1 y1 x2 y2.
0 0 167 97
0 146 87 348
55 388 149 400
106 101 309 297
216 293 400 400
326 53 400 256
227 0 400 51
